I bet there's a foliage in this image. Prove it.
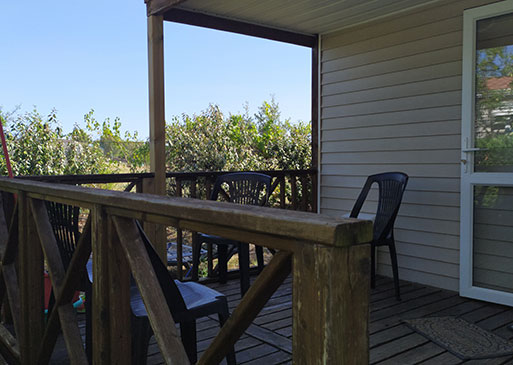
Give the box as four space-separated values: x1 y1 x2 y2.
0 109 121 176
165 99 311 172
0 99 310 178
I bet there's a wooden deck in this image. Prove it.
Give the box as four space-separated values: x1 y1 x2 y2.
50 275 513 364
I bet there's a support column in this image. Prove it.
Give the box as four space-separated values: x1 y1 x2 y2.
148 14 167 259
311 36 319 213
293 242 370 364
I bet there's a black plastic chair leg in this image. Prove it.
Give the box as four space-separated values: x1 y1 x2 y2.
389 242 401 301
255 245 264 273
238 242 250 296
180 320 197 364
218 244 229 284
191 234 202 281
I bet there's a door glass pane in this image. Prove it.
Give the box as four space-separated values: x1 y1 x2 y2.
474 13 513 172
473 185 513 293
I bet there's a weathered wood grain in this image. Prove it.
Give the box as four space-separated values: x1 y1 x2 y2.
18 193 44 365
293 243 371 364
112 216 190 365
108 221 131 363
0 177 371 248
92 205 111 364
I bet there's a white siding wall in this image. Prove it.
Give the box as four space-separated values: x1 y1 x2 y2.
319 0 502 291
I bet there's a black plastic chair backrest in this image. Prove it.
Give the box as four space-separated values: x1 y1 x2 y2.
210 172 271 207
45 201 81 270
135 221 188 319
350 172 408 242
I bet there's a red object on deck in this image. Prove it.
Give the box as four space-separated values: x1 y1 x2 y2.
0 117 13 178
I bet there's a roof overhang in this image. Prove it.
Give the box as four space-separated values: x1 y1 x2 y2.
146 0 442 40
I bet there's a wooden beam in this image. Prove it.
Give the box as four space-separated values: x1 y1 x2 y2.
112 216 190 365
293 243 371 364
164 9 317 48
147 13 168 261
198 250 292 365
311 38 319 213
91 205 111 364
17 193 44 365
148 14 166 198
146 0 186 16
107 220 131 364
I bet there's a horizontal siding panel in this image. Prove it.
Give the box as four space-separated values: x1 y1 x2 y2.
321 190 459 212
321 164 460 178
322 135 461 153
323 47 462 89
322 106 461 130
395 229 459 251
322 91 461 119
321 150 460 165
322 76 462 108
323 31 462 74
321 175 460 192
395 241 459 264
321 0 491 49
377 263 459 291
322 120 461 141
378 251 460 278
322 61 462 92
395 216 459 236
323 23 462 63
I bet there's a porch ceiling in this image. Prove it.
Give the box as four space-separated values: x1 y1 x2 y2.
171 0 439 35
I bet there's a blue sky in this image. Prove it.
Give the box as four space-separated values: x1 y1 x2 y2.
0 1 311 139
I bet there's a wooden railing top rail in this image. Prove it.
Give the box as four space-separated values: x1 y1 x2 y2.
0 177 368 249
15 169 317 185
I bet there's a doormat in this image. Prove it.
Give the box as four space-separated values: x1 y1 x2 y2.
403 317 513 360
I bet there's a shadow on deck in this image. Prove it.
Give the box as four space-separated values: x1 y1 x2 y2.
51 276 513 364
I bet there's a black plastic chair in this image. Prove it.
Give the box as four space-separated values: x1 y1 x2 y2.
192 172 271 296
45 202 235 364
134 221 235 364
350 172 408 301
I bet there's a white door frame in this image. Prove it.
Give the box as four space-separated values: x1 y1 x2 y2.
460 0 513 306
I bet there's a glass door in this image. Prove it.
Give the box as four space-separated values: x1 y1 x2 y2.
461 1 513 306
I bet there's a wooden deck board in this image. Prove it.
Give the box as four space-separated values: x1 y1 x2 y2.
44 275 513 364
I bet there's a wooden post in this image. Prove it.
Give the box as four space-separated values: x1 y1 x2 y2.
311 37 319 213
91 205 111 364
142 177 167 262
293 242 370 364
108 217 131 363
18 193 44 364
148 13 167 262
148 14 166 198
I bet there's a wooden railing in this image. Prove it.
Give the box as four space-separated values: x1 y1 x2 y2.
0 177 370 364
19 169 317 212
20 170 317 280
